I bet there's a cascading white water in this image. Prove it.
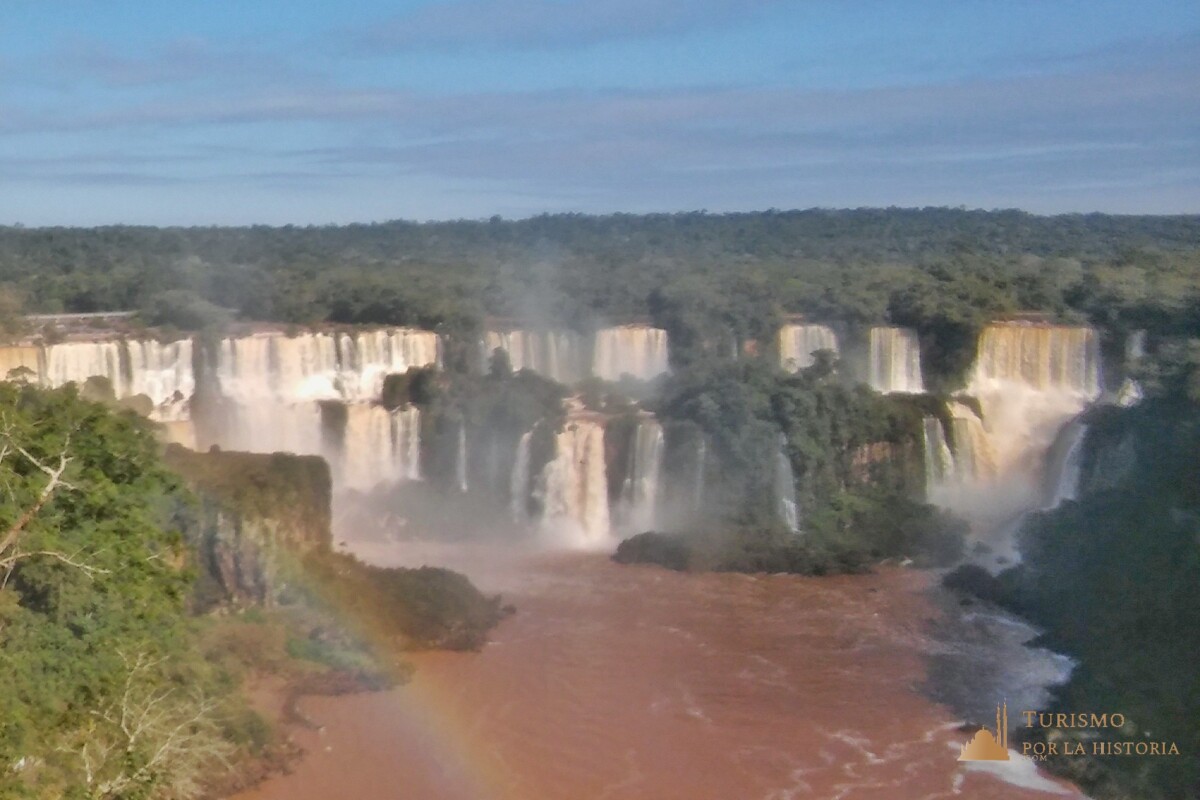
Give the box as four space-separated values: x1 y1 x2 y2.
778 324 838 372
922 416 955 501
925 322 1102 561
0 346 41 383
617 418 664 533
868 327 924 393
335 404 422 492
592 325 669 382
43 340 124 393
946 401 997 484
456 423 469 493
774 434 800 533
39 339 194 421
509 431 533 521
125 340 195 421
214 329 439 406
205 329 439 487
693 438 707 511
1042 419 1088 509
481 330 586 384
971 323 1100 397
536 418 611 547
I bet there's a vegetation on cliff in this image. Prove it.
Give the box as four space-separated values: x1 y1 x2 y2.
0 384 258 799
613 529 874 575
648 357 965 568
0 385 507 798
943 397 1199 800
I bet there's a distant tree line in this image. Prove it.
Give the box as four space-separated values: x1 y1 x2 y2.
0 209 1197 388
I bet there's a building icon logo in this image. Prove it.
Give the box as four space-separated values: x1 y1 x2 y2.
958 701 1011 761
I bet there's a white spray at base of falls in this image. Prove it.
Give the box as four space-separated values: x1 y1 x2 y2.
617 418 664 534
481 330 586 384
868 327 924 394
778 324 838 372
535 418 611 548
774 434 800 533
592 325 669 382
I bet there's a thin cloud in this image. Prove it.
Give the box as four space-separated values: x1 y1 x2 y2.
350 0 788 51
44 37 320 89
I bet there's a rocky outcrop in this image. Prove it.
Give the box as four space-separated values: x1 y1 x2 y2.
164 445 331 608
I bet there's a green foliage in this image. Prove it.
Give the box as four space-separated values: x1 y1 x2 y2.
613 529 873 576
418 364 567 491
298 552 506 652
0 385 243 798
652 356 964 565
140 289 232 333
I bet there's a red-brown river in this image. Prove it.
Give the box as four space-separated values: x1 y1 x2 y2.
233 542 1084 800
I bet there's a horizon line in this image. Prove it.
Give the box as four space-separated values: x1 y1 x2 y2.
4 205 1199 232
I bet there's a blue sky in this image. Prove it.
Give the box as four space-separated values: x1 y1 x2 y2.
1 0 1197 225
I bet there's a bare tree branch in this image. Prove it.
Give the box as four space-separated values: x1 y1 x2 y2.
0 433 74 559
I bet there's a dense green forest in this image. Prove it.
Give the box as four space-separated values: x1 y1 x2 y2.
2 209 1199 388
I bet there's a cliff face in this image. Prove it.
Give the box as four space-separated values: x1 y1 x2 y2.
164 445 332 608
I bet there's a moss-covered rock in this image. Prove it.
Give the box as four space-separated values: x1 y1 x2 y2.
164 445 332 607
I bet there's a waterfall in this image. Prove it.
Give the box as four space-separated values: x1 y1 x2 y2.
921 322 1103 560
966 323 1100 484
693 438 707 511
456 423 469 493
774 434 800 533
536 418 611 547
946 401 997 483
482 330 585 384
618 418 664 533
1125 330 1146 363
213 329 439 405
922 416 955 501
592 325 669 382
868 327 924 393
203 328 438 486
43 341 124 394
1042 419 1088 509
778 324 838 372
509 431 533 521
334 404 422 492
971 323 1100 397
0 346 41 382
125 339 194 421
39 339 194 421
